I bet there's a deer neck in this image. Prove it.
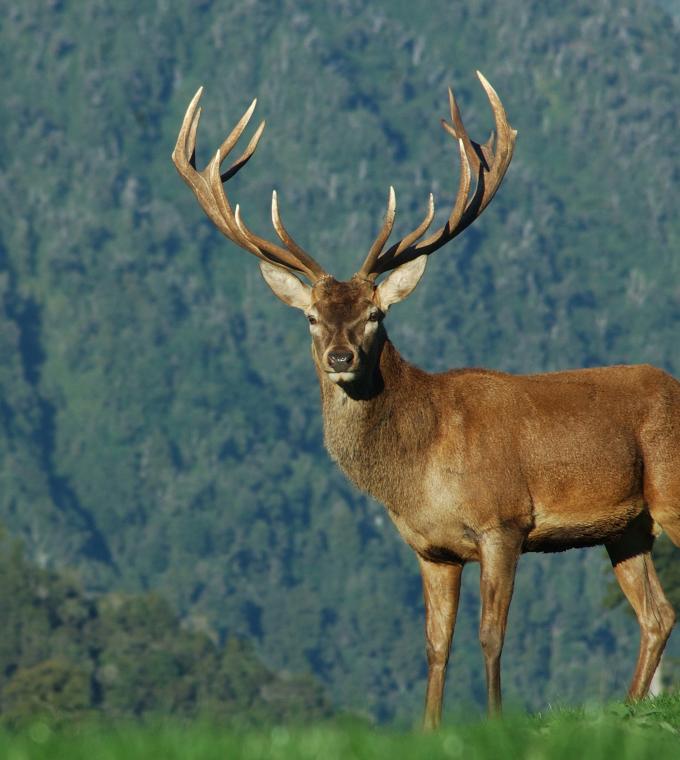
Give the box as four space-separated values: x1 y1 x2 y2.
316 335 437 510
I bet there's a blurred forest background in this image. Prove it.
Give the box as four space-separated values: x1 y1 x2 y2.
1 0 680 725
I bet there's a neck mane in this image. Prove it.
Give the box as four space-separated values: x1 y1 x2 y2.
316 336 438 511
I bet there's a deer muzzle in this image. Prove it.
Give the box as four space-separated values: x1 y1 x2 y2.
326 348 356 372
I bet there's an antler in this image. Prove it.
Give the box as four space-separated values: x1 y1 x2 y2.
357 72 517 280
172 88 328 283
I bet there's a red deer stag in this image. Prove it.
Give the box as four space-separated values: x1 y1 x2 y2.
172 73 680 728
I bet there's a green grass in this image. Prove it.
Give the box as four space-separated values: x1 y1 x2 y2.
1 696 679 759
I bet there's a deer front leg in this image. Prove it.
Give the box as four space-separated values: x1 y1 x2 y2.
478 529 523 716
419 556 463 731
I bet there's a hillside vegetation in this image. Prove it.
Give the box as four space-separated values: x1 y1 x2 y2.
1 0 680 721
0 530 329 725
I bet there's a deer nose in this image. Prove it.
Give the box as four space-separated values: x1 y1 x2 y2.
327 349 355 371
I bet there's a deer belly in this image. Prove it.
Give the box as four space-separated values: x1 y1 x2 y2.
522 427 645 551
525 496 645 551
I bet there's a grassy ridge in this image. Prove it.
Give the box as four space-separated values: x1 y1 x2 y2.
2 697 679 759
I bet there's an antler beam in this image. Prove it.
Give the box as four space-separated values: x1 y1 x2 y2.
171 88 327 283
357 71 517 280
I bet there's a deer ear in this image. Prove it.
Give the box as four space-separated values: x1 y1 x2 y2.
375 255 428 311
259 262 312 310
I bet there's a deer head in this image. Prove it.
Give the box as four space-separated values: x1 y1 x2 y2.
257 258 428 384
172 72 516 386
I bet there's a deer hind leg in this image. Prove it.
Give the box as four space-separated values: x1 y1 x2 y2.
641 425 680 547
418 556 463 731
478 529 523 716
606 526 676 701
648 499 680 547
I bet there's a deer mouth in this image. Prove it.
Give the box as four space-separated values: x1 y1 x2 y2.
326 370 358 384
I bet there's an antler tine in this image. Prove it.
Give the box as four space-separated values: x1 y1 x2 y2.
369 194 436 277
171 88 328 283
172 91 242 242
218 98 257 161
393 193 435 256
357 186 396 279
361 73 516 278
234 200 323 279
472 70 516 215
271 191 327 280
446 86 482 174
221 119 266 182
416 138 471 251
172 86 202 171
187 106 201 167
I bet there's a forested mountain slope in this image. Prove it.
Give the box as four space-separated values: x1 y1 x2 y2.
1 0 679 721
0 531 329 723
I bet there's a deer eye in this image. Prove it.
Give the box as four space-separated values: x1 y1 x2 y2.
367 311 381 322
307 315 317 325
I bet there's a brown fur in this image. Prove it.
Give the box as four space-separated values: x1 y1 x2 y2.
173 81 677 729
308 276 680 726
